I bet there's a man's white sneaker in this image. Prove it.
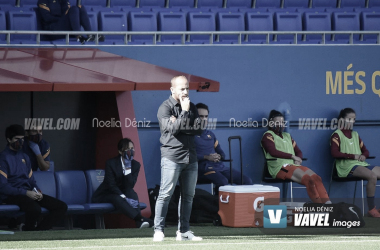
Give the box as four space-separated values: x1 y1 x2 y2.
153 231 165 242
176 231 203 241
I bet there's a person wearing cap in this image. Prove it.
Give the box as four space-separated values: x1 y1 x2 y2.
0 124 67 231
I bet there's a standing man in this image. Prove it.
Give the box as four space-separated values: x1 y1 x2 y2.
23 125 50 171
0 125 67 231
195 103 253 195
153 76 204 242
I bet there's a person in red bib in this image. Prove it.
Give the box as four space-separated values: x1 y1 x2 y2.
261 110 331 204
331 108 380 217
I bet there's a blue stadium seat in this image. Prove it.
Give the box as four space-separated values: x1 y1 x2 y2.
283 0 309 8
216 12 245 44
0 11 6 42
169 0 195 8
80 0 107 12
303 12 331 43
99 11 128 44
110 0 136 8
361 12 380 43
245 12 273 43
340 0 366 8
369 0 380 8
187 11 216 43
128 11 157 44
6 10 37 44
332 12 360 43
84 170 115 213
274 12 302 43
34 171 57 198
197 0 223 8
255 0 281 9
82 11 98 31
158 11 186 44
55 171 87 214
312 0 337 8
34 171 57 213
139 0 166 8
0 0 17 12
226 0 252 9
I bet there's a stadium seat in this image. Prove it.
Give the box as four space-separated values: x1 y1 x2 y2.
274 12 302 43
99 11 128 44
82 11 98 31
187 11 216 44
303 12 332 43
368 0 380 8
0 0 17 12
226 0 252 9
283 0 309 9
128 11 157 44
168 0 195 8
84 170 116 229
312 0 337 8
80 0 107 12
245 12 274 43
55 171 107 229
216 12 245 44
110 0 136 8
139 0 166 8
0 11 6 42
331 12 360 43
34 171 57 214
55 171 87 214
34 171 57 198
6 11 37 44
340 0 366 8
255 0 281 9
361 12 380 43
197 0 223 11
158 11 186 44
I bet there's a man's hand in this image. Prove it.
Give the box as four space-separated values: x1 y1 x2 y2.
170 115 177 123
354 154 361 160
205 153 221 162
26 190 41 200
180 96 190 112
358 155 366 162
29 141 41 156
291 155 302 165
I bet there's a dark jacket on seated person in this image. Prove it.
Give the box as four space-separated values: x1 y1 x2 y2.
92 156 140 201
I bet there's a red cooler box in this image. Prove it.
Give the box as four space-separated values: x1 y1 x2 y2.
218 185 280 227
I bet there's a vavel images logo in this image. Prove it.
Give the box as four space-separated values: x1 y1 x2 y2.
263 205 287 228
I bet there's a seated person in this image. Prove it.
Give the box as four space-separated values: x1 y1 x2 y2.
261 110 331 204
331 108 380 217
38 0 104 44
22 125 50 171
92 138 153 228
195 103 253 195
0 125 67 231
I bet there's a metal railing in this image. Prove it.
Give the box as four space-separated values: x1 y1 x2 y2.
1 30 380 46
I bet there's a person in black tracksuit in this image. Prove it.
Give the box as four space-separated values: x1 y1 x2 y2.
92 138 153 228
37 0 103 43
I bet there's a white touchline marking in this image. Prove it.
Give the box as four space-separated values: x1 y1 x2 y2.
2 239 380 250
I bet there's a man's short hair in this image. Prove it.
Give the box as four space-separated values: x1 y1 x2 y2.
170 75 188 87
117 138 133 152
5 124 25 141
196 103 209 113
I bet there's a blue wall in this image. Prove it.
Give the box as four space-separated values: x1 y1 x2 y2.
101 46 380 200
